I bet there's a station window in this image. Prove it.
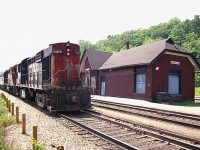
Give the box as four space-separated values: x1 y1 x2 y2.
134 66 146 93
168 70 181 94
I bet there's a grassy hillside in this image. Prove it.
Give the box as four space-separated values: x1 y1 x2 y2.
79 16 200 62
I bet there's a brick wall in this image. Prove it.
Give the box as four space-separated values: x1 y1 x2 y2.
99 53 195 101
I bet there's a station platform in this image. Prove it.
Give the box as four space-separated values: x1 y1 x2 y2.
91 95 200 116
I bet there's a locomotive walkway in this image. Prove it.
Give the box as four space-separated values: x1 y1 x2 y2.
91 95 200 116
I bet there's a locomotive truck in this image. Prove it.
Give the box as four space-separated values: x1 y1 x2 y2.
0 41 91 112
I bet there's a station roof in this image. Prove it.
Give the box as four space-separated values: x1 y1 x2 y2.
99 38 200 71
81 49 112 71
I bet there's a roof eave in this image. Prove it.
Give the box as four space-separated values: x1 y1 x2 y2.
80 49 87 64
99 63 149 71
153 49 200 71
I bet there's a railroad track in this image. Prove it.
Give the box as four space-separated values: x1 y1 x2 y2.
2 90 200 149
59 111 200 150
195 96 200 102
91 100 200 129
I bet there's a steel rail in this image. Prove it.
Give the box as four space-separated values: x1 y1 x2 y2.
86 109 200 144
60 113 140 150
92 99 200 120
92 100 200 129
83 110 200 150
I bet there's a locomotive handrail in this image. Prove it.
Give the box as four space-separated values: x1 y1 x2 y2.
43 70 66 84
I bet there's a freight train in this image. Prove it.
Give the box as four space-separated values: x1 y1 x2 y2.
0 41 91 112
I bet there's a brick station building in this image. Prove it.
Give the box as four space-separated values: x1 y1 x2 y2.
80 49 112 94
81 38 200 102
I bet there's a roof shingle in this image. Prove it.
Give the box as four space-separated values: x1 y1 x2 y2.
84 49 112 70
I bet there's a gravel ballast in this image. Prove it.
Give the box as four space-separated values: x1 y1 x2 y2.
94 107 200 140
1 90 102 150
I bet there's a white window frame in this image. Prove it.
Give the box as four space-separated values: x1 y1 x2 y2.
134 66 146 94
135 73 146 93
168 70 181 95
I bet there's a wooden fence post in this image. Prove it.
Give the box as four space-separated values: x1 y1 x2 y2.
16 107 19 123
33 126 37 141
32 126 38 150
22 114 26 134
6 98 8 108
8 100 11 112
0 93 3 99
12 103 14 115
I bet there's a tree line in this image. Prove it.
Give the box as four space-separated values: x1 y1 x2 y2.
79 16 200 86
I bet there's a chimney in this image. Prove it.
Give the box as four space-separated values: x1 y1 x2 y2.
125 41 129 49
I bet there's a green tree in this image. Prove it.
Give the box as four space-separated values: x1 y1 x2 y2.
94 18 181 52
78 40 96 55
78 16 200 86
182 33 200 57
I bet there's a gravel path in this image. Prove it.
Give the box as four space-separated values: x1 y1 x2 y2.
1 90 102 150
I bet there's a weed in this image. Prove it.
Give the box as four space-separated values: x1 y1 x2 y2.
0 98 16 150
169 100 200 106
195 87 200 96
30 139 46 150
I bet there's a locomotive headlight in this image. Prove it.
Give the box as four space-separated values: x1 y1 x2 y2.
71 96 80 103
67 53 70 56
67 49 70 52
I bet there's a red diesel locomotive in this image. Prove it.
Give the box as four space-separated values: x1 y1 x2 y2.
0 41 91 112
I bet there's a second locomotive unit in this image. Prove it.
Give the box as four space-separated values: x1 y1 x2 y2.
1 41 91 112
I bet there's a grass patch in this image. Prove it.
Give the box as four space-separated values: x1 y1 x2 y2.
0 97 16 150
195 87 200 96
169 100 200 107
30 139 46 150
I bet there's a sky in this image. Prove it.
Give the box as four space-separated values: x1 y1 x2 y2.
0 0 199 72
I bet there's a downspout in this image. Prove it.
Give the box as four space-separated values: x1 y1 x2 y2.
98 70 102 95
151 66 155 102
